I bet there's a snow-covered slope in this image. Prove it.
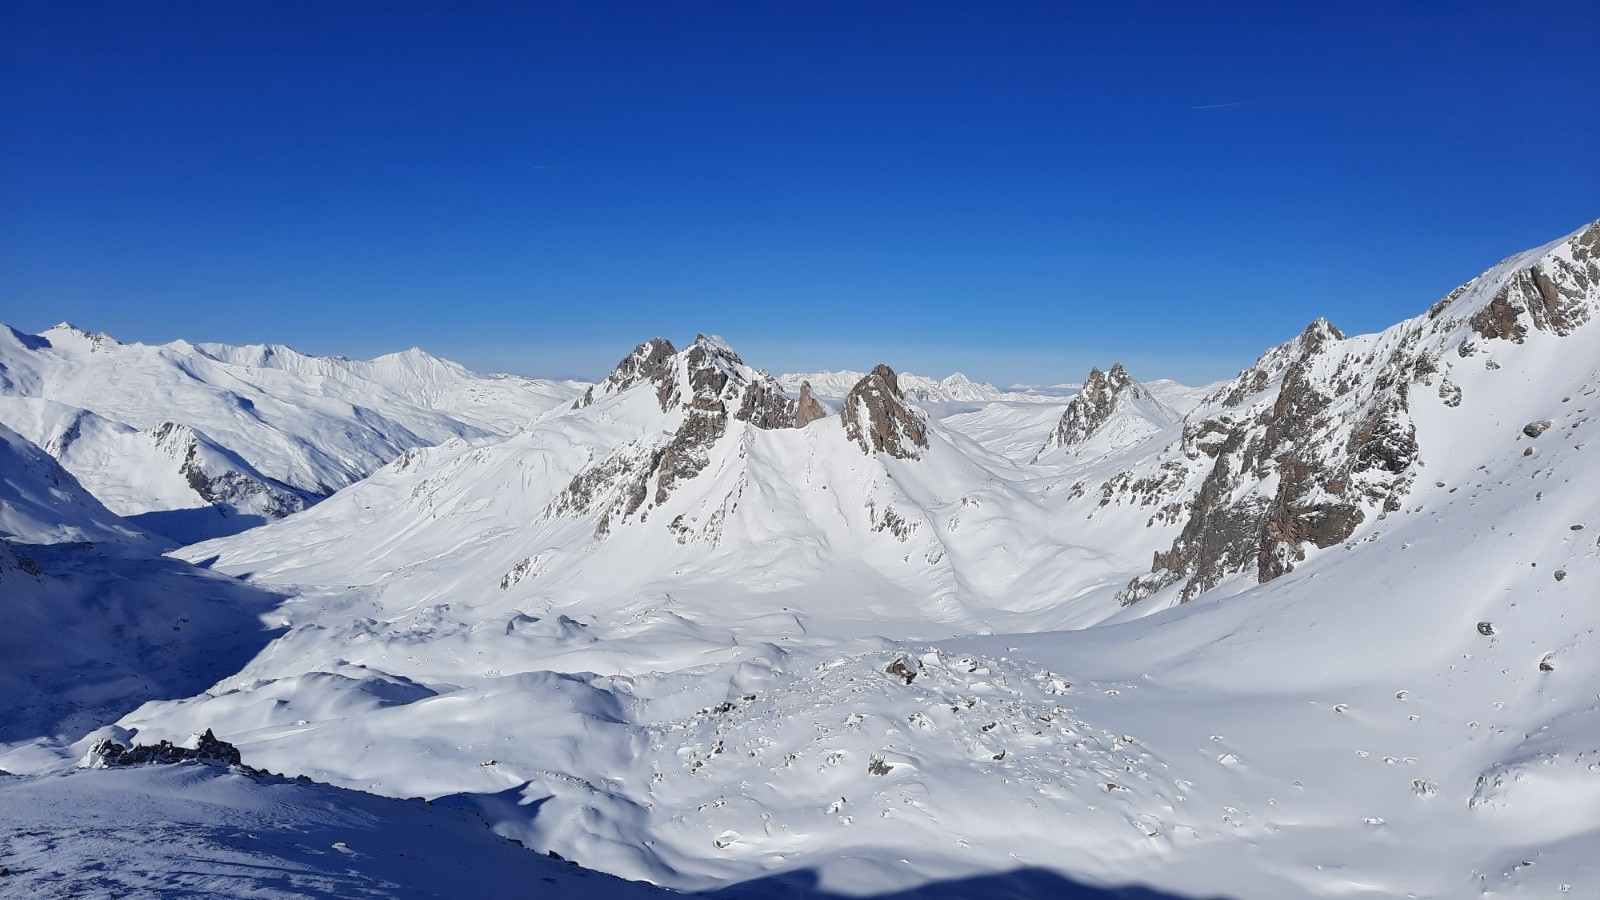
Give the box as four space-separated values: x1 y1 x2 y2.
0 764 664 899
0 422 151 547
0 323 587 542
0 425 289 775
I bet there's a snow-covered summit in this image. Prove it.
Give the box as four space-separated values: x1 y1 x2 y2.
1033 363 1180 464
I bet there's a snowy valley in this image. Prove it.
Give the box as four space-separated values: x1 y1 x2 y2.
2 219 1599 899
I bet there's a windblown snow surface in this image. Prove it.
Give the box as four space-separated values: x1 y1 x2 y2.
4 220 1600 899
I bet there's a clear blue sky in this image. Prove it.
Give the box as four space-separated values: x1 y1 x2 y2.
2 2 1596 385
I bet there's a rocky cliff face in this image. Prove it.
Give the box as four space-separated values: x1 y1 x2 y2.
795 382 829 427
840 365 929 459
1119 220 1600 604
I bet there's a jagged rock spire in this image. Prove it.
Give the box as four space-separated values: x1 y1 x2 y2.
840 364 928 459
1042 362 1146 451
795 382 828 428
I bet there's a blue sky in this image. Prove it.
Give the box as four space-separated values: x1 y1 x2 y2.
2 2 1596 385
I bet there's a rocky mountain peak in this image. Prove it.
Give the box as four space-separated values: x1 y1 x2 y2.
43 322 118 351
1300 317 1345 346
574 338 678 410
1041 362 1150 451
840 364 928 459
795 382 829 428
574 334 802 430
550 336 813 538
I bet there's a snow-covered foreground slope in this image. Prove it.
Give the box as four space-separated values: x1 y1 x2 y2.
0 323 586 542
0 765 668 899
5 219 1599 898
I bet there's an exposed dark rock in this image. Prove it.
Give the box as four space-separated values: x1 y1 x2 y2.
1040 363 1150 452
1438 379 1463 407
89 729 259 774
1477 622 1496 636
885 657 919 685
734 379 798 429
653 399 728 505
0 539 44 584
867 755 894 776
574 338 677 410
1122 317 1428 603
840 365 928 459
1522 420 1552 438
795 382 829 428
1469 223 1597 343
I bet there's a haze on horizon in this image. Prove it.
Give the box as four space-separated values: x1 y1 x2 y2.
2 1 1597 386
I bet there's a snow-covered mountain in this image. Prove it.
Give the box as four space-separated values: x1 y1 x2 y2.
0 323 587 542
778 368 1031 403
168 333 1137 645
3 218 1598 898
1032 363 1183 464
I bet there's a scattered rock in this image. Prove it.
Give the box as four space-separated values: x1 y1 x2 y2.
1477 622 1496 636
867 755 894 776
884 657 918 685
1523 420 1552 438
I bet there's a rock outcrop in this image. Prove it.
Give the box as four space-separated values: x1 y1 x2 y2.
840 365 928 459
87 729 258 774
1459 221 1597 342
795 382 829 427
149 422 311 520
